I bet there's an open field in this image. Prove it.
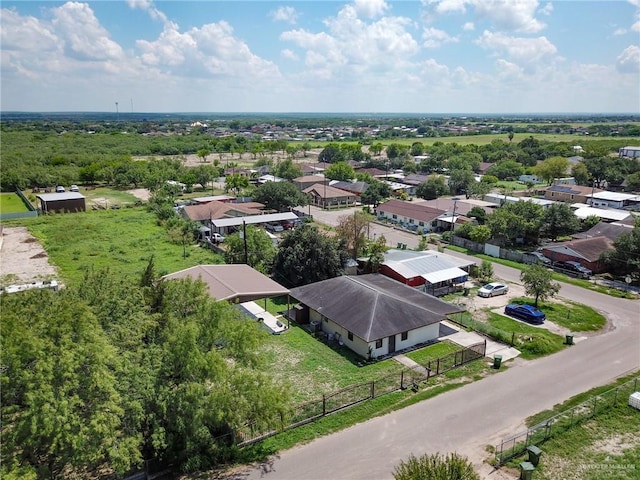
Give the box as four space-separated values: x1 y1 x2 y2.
7 206 223 285
0 192 30 214
508 297 606 332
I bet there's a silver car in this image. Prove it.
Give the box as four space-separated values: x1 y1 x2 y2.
477 282 509 298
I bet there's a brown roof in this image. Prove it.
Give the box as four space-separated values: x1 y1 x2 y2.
377 199 445 223
183 200 265 222
293 175 327 183
304 183 355 199
573 221 633 240
543 184 604 196
542 236 614 262
163 264 289 302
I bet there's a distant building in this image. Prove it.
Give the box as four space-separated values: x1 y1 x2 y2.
619 146 640 158
36 192 86 213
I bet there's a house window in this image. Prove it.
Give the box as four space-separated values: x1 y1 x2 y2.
401 331 408 341
409 219 414 224
392 214 397 219
551 192 555 197
348 331 353 341
419 221 424 226
375 339 383 348
570 194 574 200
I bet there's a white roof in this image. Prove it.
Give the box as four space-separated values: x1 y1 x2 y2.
211 212 298 228
573 207 631 221
36 192 85 201
421 267 468 284
587 191 640 202
193 195 235 203
380 249 474 280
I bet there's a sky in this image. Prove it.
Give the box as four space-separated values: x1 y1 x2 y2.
1 0 639 114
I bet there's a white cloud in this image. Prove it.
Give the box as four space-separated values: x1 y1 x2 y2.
270 6 298 24
633 20 640 32
51 2 124 61
472 0 546 33
422 27 459 48
616 44 640 73
429 0 468 14
127 0 170 26
475 30 558 72
0 8 59 53
281 48 298 60
463 22 475 31
613 28 627 36
281 4 418 80
353 0 390 18
539 2 553 16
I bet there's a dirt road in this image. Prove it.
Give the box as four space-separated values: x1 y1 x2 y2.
0 226 58 284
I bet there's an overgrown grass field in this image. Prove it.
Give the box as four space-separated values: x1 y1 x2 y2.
486 313 566 359
509 297 606 332
0 192 30 214
20 206 223 285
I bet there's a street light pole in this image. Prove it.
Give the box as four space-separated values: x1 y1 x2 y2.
450 197 460 240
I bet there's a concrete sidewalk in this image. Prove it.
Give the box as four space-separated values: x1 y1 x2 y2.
439 320 522 362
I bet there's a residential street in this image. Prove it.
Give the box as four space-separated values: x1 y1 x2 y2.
236 208 640 480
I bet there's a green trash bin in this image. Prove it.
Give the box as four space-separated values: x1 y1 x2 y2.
519 461 535 480
527 445 543 466
565 334 574 345
493 354 502 369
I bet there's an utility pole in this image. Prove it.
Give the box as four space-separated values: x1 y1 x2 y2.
243 220 249 266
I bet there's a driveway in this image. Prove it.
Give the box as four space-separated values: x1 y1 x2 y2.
237 240 639 480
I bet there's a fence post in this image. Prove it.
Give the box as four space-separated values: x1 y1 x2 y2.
400 370 404 390
322 394 326 416
436 358 440 375
370 380 375 399
483 339 487 356
511 331 515 347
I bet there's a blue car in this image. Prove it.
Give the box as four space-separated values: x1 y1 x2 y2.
504 304 546 324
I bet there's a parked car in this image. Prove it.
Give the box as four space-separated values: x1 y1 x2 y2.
266 222 284 233
55 185 65 193
210 233 225 243
504 304 546 324
477 282 509 298
528 251 552 265
70 184 80 192
553 260 592 278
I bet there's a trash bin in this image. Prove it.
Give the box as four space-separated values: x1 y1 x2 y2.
527 445 543 466
565 334 574 345
493 354 502 369
519 461 535 480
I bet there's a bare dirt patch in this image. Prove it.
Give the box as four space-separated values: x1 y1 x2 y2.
0 227 58 284
126 188 151 201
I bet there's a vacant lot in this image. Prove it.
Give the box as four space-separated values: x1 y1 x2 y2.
0 192 30 214
0 226 58 284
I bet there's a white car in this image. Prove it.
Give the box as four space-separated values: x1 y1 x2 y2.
210 233 225 243
477 282 509 298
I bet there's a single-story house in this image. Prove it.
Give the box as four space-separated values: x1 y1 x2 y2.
289 274 464 359
585 191 640 210
300 162 331 175
376 249 475 295
163 264 291 333
182 200 266 237
384 180 417 196
303 183 357 209
572 221 634 241
540 237 615 273
376 199 445 233
542 184 603 204
293 175 328 191
619 146 640 158
571 205 632 223
484 193 555 209
36 192 86 213
163 264 290 303
330 180 369 196
402 173 432 187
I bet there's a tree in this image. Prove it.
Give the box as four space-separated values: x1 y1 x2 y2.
196 148 211 162
252 181 308 212
367 234 388 273
520 264 560 307
369 142 384 156
601 219 640 278
486 160 524 180
360 180 390 207
534 156 570 184
571 162 589 185
225 173 249 195
540 203 580 241
318 143 344 163
448 168 476 196
467 206 487 225
469 225 492 244
224 224 276 273
393 452 480 480
416 175 447 200
272 224 344 287
486 201 543 245
275 158 303 181
336 211 372 259
324 161 355 181
477 260 494 283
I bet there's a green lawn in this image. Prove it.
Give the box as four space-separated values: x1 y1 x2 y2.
498 373 640 480
405 340 460 364
508 297 606 332
19 206 224 285
0 192 31 214
486 313 566 359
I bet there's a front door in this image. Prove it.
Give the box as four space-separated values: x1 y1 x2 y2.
388 334 396 354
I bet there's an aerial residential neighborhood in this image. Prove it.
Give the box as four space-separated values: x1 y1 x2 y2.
2 1 640 479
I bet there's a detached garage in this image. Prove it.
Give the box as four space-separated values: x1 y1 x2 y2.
36 192 86 213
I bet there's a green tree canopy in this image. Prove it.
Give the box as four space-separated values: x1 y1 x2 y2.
224 224 276 273
272 224 343 287
520 264 561 307
252 181 308 212
416 175 448 200
336 211 372 258
534 156 570 184
601 219 640 279
274 158 303 181
540 203 580 241
324 161 356 181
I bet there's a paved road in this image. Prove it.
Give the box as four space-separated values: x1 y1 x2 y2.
238 214 640 480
